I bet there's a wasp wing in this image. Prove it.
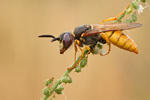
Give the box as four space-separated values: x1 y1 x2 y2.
84 23 142 36
92 23 142 31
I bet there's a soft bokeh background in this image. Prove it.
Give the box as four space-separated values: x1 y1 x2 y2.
0 0 150 100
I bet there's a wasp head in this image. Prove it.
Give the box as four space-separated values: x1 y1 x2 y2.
39 32 74 54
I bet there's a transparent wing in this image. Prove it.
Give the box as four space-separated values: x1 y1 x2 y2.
87 23 142 35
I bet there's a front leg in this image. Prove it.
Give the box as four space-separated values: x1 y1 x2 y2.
74 40 83 63
67 46 91 70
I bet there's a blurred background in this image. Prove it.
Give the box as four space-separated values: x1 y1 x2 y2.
0 0 150 100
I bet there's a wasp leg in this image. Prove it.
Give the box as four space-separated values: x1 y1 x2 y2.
74 46 90 68
76 43 83 51
67 46 91 70
100 5 129 24
74 40 78 64
74 39 83 66
100 33 111 56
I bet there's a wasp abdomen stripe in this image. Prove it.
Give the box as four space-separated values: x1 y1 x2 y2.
105 31 138 54
106 31 122 44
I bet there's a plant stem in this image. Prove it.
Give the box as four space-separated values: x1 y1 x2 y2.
42 50 89 100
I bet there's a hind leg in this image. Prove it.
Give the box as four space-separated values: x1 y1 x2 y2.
100 5 129 24
100 33 111 56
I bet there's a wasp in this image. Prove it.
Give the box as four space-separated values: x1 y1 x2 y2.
39 23 141 54
39 6 142 69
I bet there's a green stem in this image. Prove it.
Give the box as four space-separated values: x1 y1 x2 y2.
42 95 50 100
113 0 142 23
42 50 89 100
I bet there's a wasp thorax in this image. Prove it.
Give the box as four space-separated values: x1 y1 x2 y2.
58 32 74 54
73 25 91 39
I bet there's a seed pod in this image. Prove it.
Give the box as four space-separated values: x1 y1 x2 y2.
80 57 88 68
45 77 54 86
43 88 50 96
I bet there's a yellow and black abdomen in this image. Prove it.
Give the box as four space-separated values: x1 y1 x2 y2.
105 31 138 54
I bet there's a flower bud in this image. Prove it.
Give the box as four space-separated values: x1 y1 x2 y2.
131 13 137 22
43 88 50 96
132 1 139 9
97 43 103 49
55 84 64 94
126 6 133 14
62 76 73 84
91 48 100 54
67 75 73 83
62 76 70 84
45 77 54 86
75 65 82 73
141 0 146 3
125 18 132 23
80 57 88 68
55 90 62 94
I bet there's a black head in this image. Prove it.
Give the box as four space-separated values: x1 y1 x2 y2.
38 32 74 54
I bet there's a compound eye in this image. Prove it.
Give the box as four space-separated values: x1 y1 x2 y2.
59 32 74 54
63 33 72 48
